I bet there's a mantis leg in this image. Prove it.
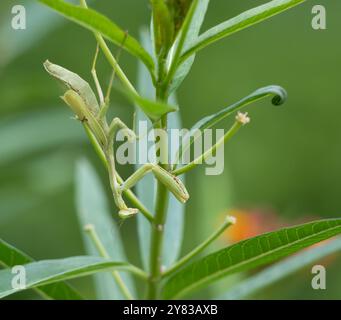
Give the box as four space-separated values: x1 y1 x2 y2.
91 44 105 107
120 164 189 205
107 117 138 219
109 117 136 142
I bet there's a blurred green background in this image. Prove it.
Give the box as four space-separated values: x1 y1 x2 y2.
0 0 340 299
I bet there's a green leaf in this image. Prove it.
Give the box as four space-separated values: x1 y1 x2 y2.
131 91 178 122
0 109 85 166
162 219 341 299
0 239 82 300
0 0 96 67
181 0 307 63
220 236 341 300
0 256 136 299
163 97 186 268
151 0 175 55
39 0 155 73
75 159 136 300
168 0 210 94
135 30 155 271
174 85 287 167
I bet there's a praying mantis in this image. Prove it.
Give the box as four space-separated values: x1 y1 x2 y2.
43 48 189 221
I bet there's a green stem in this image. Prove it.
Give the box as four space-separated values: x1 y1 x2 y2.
172 120 243 176
147 89 170 299
162 216 236 278
84 224 134 300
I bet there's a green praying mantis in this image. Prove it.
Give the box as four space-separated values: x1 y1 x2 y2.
43 51 189 221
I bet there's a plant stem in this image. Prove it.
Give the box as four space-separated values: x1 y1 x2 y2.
162 216 236 278
147 88 170 299
84 224 134 300
147 180 169 298
172 120 243 176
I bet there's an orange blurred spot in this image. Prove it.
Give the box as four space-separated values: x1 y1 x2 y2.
221 209 337 267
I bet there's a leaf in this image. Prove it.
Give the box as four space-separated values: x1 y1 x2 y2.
162 219 341 299
75 159 136 300
127 90 178 122
0 239 82 300
162 98 186 268
174 85 287 166
0 256 136 299
39 0 155 73
0 1 97 67
181 0 307 62
168 0 210 94
151 0 175 55
136 29 157 270
0 109 85 166
191 86 287 130
220 236 341 300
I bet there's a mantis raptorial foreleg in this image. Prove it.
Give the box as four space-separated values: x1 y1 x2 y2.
120 164 189 205
91 44 105 107
106 117 140 219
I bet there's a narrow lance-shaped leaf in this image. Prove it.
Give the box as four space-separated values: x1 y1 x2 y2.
162 96 186 268
151 0 175 55
121 87 179 121
180 0 307 63
0 239 83 300
174 85 287 168
0 109 85 166
0 256 140 299
39 0 155 74
162 219 341 299
135 29 157 271
75 159 136 300
220 236 341 300
168 0 210 94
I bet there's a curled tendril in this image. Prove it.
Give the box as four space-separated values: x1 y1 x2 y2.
191 85 288 132
172 85 288 169
260 85 288 106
